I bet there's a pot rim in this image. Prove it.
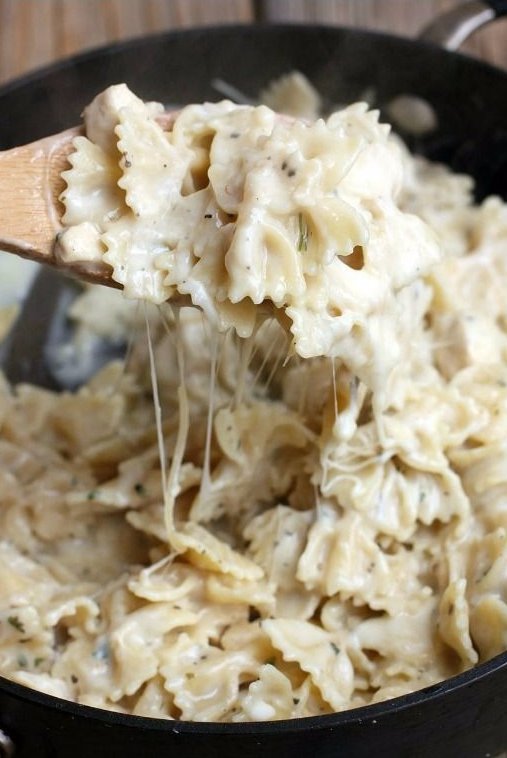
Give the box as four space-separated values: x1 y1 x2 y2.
1 21 507 106
1 649 506 733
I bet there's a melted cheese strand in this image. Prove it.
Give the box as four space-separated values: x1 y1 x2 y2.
158 303 176 347
108 300 141 397
252 324 287 394
136 551 174 581
198 330 219 505
313 483 323 519
297 357 309 417
234 328 257 408
160 308 190 537
144 302 167 499
331 357 338 424
260 333 291 397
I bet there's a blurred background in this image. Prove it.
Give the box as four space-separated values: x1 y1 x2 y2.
1 0 506 86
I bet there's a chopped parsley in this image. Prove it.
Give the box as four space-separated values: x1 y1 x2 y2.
7 616 25 634
92 640 110 661
134 482 146 496
17 653 28 668
330 642 340 655
297 213 309 252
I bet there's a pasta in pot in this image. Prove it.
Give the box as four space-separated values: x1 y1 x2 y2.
1 81 507 722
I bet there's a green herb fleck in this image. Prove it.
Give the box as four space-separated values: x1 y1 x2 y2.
330 642 340 655
86 490 97 501
293 698 300 705
92 641 110 661
34 657 45 667
7 616 25 634
17 653 28 668
134 482 146 496
297 213 309 252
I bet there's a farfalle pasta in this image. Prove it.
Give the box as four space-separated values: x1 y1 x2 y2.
57 84 440 400
0 79 507 722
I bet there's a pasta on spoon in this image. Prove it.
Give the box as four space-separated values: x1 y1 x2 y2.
57 83 440 402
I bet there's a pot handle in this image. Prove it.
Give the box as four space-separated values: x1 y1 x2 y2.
420 0 507 50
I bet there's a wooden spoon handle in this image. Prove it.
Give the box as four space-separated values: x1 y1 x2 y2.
0 127 81 263
0 128 124 288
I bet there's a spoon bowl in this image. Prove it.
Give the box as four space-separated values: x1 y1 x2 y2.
0 111 176 288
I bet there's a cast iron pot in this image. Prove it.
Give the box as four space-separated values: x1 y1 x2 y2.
1 2 507 756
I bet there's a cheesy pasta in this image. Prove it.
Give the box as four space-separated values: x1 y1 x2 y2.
0 82 506 722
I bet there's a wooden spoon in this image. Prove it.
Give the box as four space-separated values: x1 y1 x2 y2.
0 112 177 289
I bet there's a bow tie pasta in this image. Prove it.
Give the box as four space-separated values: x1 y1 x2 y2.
1 81 507 723
57 84 439 401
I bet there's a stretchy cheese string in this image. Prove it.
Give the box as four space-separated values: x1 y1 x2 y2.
144 302 167 500
159 307 190 543
198 328 219 507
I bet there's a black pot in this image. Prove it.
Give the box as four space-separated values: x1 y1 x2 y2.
1 4 507 756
